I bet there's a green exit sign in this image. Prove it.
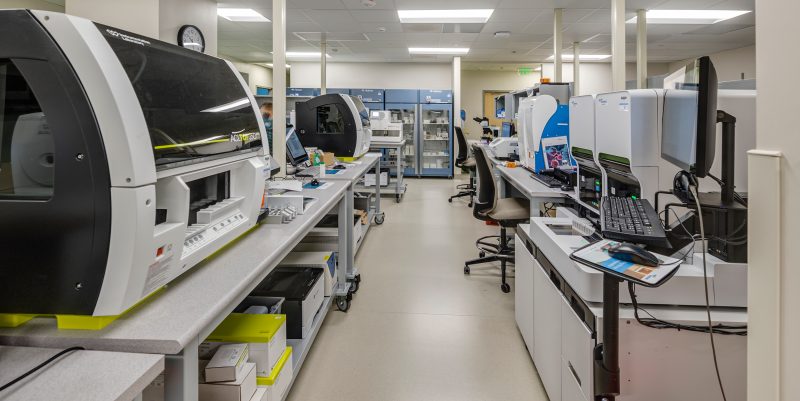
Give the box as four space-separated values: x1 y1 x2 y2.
518 67 534 75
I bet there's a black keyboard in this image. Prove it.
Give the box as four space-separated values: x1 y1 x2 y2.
530 173 562 188
600 196 670 247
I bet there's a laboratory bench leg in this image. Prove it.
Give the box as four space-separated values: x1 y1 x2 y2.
164 337 199 401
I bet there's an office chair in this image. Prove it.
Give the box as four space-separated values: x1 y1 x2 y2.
449 126 476 206
465 144 530 293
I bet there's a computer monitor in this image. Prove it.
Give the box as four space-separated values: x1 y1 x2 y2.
661 56 718 178
286 127 309 166
501 122 514 138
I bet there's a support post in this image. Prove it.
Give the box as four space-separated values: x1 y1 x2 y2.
636 9 647 89
272 0 287 176
320 33 327 95
573 42 581 95
553 8 563 82
453 56 462 128
611 0 626 91
594 274 622 400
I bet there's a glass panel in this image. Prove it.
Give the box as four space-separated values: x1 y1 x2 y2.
96 24 262 169
316 104 345 134
388 106 416 171
421 108 450 171
350 97 370 127
0 60 53 199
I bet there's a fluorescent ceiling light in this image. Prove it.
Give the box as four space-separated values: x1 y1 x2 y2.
217 8 270 22
547 54 611 61
265 63 291 69
272 51 330 59
398 9 494 24
409 47 469 55
202 98 250 113
627 10 750 24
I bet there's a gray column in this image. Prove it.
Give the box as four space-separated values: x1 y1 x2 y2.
611 0 626 90
573 42 580 96
272 0 287 175
452 56 461 128
553 8 563 82
320 33 327 95
636 9 647 89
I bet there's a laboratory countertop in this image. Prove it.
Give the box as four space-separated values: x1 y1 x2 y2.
0 181 349 355
322 152 381 182
369 139 406 148
0 346 163 401
481 145 569 199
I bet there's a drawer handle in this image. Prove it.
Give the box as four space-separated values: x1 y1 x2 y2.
567 361 581 387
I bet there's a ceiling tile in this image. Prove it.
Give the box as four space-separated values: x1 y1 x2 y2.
341 0 398 9
350 9 400 22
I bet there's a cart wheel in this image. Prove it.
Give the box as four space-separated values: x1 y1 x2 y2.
350 280 360 294
375 214 385 225
355 274 362 284
336 296 351 312
396 195 401 203
464 265 470 274
501 283 511 293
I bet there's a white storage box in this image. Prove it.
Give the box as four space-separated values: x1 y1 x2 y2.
257 347 294 401
205 343 249 383
200 362 257 401
202 314 287 378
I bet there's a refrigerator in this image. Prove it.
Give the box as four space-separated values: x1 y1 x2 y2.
418 90 453 177
349 88 385 112
385 89 419 177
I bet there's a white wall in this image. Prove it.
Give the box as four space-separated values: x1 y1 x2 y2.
749 3 799 400
66 0 159 38
224 58 273 94
541 62 670 95
460 69 541 139
159 0 217 56
0 0 63 11
668 45 755 82
290 62 452 90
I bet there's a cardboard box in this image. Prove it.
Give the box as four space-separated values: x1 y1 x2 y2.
256 347 294 401
323 152 336 166
203 314 287 377
200 362 256 401
205 343 249 383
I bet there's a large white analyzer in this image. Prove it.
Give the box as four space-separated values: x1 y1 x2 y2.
0 10 269 319
518 95 569 172
594 90 663 202
568 95 604 211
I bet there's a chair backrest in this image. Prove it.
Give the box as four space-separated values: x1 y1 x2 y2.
471 144 498 219
454 126 468 164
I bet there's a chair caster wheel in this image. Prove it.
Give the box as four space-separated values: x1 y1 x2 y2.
464 266 470 274
468 202 473 207
448 198 453 203
501 283 511 293
479 251 486 258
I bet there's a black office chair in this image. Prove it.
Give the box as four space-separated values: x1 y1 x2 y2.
449 126 476 206
465 144 530 293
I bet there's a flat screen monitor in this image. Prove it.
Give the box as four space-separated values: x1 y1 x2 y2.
501 122 513 138
661 56 718 178
286 127 309 166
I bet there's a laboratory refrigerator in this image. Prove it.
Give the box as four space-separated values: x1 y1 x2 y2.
384 89 453 178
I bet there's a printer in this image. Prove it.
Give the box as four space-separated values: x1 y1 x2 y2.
295 94 371 158
0 10 269 318
488 137 519 160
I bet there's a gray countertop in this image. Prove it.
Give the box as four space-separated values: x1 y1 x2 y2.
0 181 349 355
495 164 570 199
0 346 163 401
322 152 381 182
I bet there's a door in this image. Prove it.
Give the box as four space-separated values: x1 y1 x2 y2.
418 103 453 177
385 102 418 176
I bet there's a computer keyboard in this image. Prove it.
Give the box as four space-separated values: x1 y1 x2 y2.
600 196 670 247
530 173 562 188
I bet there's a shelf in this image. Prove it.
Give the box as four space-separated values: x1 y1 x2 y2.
424 138 449 141
283 295 333 401
422 122 450 125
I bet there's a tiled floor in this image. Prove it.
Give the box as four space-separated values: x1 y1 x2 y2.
286 177 549 401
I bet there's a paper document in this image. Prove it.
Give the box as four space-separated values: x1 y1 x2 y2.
269 180 303 192
571 240 682 286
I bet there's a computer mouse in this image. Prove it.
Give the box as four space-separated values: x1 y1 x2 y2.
560 184 574 192
310 178 320 186
333 165 346 170
607 242 660 267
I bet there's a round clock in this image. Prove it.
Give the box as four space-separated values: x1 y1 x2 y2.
177 25 205 53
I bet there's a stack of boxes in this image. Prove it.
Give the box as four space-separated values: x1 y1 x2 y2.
200 313 293 401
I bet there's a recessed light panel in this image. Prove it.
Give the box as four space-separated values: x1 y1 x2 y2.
398 9 494 24
627 10 750 24
217 8 270 22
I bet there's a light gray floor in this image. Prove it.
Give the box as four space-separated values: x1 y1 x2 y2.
287 177 549 401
